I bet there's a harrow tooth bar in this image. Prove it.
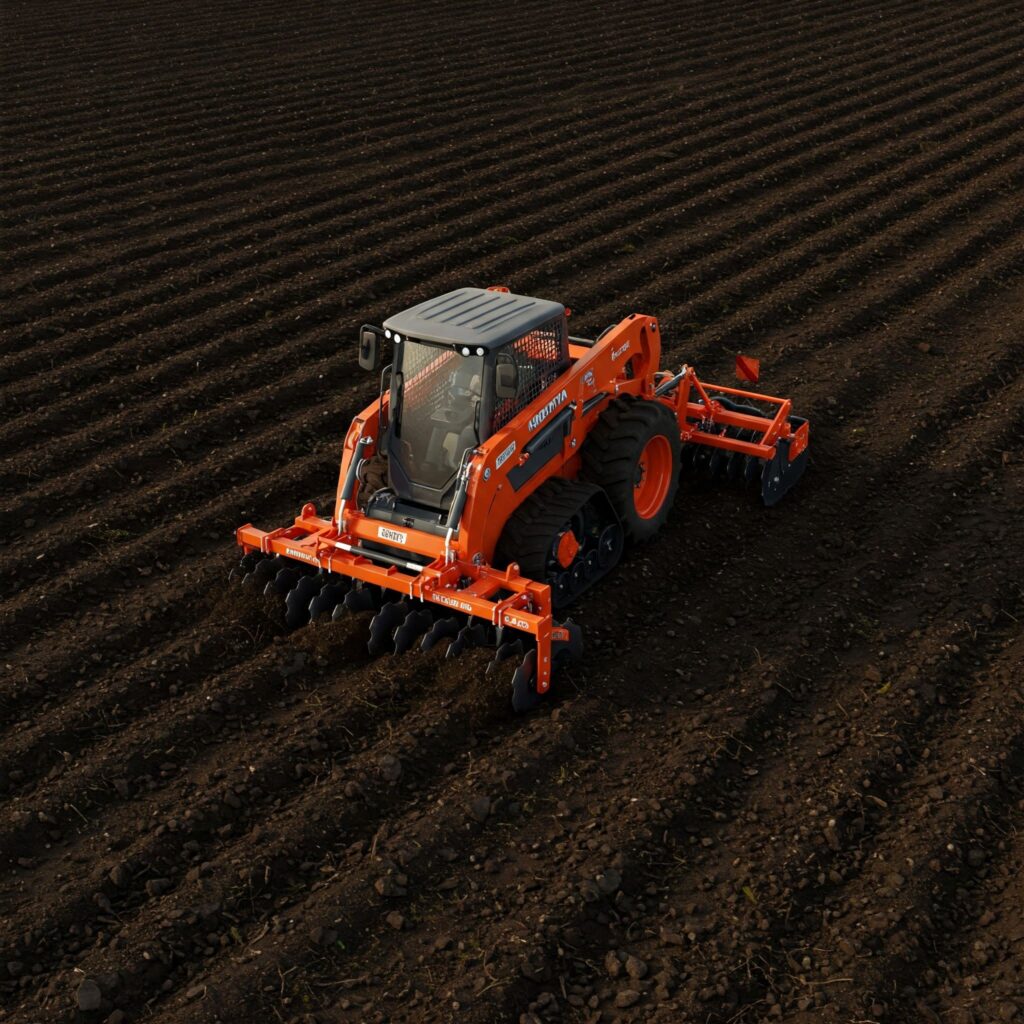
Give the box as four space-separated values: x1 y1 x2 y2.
368 600 410 656
393 606 433 655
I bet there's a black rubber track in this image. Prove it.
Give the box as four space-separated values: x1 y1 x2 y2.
494 476 609 611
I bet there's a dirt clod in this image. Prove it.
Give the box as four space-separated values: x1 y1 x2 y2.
77 978 102 1011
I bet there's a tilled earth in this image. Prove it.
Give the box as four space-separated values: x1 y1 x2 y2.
2 1 1023 1022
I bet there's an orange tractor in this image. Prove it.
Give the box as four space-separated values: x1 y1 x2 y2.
233 287 808 710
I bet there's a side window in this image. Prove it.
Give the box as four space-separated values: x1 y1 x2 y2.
492 316 567 430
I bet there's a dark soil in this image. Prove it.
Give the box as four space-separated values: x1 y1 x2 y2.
2 1 1023 1022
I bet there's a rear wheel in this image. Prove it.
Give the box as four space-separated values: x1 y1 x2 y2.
580 396 681 543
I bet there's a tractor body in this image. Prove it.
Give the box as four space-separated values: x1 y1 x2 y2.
235 287 809 709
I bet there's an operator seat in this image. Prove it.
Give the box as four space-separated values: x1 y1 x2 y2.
418 368 480 480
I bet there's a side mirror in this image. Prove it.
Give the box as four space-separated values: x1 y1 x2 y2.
358 326 382 372
495 358 518 399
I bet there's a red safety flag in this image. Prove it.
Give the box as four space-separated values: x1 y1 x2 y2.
735 354 760 383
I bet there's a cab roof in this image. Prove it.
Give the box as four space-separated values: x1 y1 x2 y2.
383 288 564 350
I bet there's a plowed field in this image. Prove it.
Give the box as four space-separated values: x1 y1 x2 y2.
2 1 1023 1022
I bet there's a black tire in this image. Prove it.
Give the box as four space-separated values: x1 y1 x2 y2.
580 396 681 543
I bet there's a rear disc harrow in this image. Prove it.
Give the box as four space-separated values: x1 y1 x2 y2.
684 396 807 505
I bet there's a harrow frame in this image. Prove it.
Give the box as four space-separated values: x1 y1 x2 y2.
237 507 570 691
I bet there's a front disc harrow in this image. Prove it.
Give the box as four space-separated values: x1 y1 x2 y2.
228 553 571 713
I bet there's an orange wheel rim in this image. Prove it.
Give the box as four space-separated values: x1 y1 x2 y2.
634 435 672 519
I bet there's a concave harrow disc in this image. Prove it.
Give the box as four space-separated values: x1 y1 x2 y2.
684 397 807 505
228 553 579 711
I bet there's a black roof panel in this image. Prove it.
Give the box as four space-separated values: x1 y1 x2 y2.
383 288 564 349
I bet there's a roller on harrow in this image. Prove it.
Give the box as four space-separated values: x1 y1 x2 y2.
233 287 809 710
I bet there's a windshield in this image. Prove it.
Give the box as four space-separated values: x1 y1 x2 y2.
393 339 484 491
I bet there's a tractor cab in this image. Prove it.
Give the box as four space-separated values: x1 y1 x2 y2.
357 288 569 520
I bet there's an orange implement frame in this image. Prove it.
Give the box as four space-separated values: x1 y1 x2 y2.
237 506 570 692
669 367 810 463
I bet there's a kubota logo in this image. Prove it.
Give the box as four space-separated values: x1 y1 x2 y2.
611 342 630 360
528 388 568 432
377 526 408 545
